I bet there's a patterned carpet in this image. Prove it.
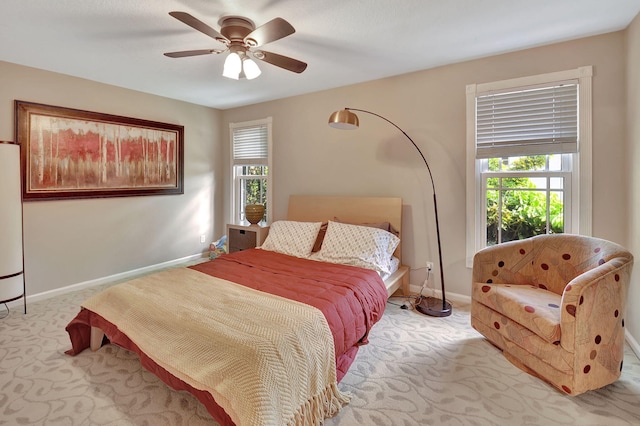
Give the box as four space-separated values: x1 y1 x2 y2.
1 279 640 425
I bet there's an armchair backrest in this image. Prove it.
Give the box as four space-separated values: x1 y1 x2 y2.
473 234 633 296
529 234 632 295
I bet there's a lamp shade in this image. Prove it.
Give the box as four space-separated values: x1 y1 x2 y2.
223 52 242 79
243 58 261 80
328 109 359 130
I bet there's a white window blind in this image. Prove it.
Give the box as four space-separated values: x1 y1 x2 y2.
233 125 268 165
476 83 578 159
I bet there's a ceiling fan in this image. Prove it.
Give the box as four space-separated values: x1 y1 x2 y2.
164 11 307 80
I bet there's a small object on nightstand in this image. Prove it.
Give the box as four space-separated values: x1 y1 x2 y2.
245 204 266 224
227 223 270 253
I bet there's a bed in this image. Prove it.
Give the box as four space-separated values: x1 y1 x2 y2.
65 195 409 425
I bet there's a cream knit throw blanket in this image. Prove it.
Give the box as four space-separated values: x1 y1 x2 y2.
82 267 351 425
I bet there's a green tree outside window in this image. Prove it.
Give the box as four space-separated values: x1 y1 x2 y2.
486 156 564 245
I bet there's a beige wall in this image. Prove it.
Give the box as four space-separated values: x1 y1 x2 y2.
0 61 224 296
626 14 640 348
223 31 629 306
1 24 635 346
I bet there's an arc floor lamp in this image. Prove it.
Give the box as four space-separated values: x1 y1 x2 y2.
328 108 451 317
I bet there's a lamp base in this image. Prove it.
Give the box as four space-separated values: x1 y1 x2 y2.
415 296 452 317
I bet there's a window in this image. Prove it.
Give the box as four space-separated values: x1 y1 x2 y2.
482 154 571 245
466 67 592 266
230 118 272 224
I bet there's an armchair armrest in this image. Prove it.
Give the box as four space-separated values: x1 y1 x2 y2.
560 257 632 357
472 238 536 286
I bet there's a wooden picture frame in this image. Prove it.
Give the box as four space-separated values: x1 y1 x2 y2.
15 100 184 201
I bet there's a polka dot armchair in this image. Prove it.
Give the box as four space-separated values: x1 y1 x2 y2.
471 234 633 396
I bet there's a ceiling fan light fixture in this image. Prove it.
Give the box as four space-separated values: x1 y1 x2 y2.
243 58 261 80
166 12 307 78
222 52 242 79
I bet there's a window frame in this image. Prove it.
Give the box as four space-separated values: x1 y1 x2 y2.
465 67 593 267
229 117 273 225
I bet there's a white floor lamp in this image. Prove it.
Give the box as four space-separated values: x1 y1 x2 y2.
328 108 451 317
0 141 26 316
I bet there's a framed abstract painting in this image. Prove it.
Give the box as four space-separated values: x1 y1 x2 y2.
15 100 184 201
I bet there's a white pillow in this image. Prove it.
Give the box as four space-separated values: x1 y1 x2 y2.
260 220 322 258
312 220 400 274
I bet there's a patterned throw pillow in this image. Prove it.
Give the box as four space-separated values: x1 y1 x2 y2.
312 220 400 274
260 220 322 258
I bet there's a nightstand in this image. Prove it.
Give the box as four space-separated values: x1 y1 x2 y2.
227 224 270 253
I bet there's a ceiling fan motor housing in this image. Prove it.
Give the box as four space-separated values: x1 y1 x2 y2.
219 16 256 45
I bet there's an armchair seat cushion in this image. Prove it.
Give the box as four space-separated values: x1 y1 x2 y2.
471 301 574 375
472 283 562 344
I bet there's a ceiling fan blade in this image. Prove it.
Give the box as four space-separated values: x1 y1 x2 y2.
244 18 295 47
256 50 307 73
164 49 223 58
169 11 227 42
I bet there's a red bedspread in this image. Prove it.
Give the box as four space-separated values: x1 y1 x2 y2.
190 249 389 368
66 249 388 425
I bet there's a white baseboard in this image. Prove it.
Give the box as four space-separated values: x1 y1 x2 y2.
406 283 471 305
7 253 206 308
626 331 640 359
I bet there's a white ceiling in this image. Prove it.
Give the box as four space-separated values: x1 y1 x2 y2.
2 0 640 110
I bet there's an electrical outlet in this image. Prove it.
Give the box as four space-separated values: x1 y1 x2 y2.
426 261 434 271
200 235 206 244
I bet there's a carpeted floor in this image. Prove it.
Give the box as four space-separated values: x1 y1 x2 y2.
1 278 639 425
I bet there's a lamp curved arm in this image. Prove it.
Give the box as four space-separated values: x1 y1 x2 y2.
331 107 450 316
345 108 437 195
